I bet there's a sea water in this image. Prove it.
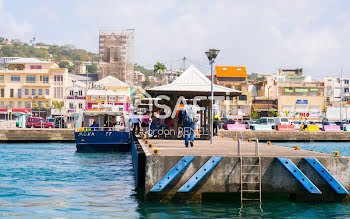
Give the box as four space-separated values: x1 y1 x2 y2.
0 142 349 218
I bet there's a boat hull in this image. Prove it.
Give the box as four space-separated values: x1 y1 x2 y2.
75 130 130 152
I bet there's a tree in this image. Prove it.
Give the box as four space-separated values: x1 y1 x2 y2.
153 62 167 79
55 101 62 111
142 76 151 88
59 61 73 72
86 64 98 74
33 103 40 117
268 109 277 117
251 108 259 120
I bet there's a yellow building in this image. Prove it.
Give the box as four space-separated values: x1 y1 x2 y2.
278 81 325 120
215 66 251 119
0 58 67 111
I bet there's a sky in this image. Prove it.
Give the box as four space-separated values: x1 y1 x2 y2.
1 0 350 78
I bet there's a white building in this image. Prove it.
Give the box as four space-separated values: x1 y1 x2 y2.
323 76 350 103
65 77 87 115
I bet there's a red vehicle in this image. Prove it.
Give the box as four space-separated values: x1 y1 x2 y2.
26 116 54 128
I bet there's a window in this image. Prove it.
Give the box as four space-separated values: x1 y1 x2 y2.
69 102 74 109
18 101 22 108
39 89 42 95
10 89 14 98
345 88 349 93
32 89 36 95
26 75 36 83
91 96 98 101
40 76 49 83
54 75 63 81
109 96 116 101
9 101 14 107
0 101 4 107
54 87 63 99
30 65 42 69
1 88 4 97
18 89 21 98
69 90 74 96
46 89 50 95
78 90 83 96
345 80 349 85
118 96 125 102
0 75 4 83
79 103 83 109
25 89 29 95
25 102 30 108
11 75 20 82
238 95 247 101
100 96 106 101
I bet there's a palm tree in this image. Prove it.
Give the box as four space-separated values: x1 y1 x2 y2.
33 103 40 117
55 101 62 113
153 62 167 83
43 102 50 118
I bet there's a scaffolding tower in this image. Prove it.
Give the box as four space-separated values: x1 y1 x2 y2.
98 28 135 85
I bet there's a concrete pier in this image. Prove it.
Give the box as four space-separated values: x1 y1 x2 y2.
0 128 75 142
132 136 350 203
219 130 350 141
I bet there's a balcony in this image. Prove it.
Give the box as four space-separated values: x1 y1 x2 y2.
66 96 86 100
278 81 324 88
23 82 50 87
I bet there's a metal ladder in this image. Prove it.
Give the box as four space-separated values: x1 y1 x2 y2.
240 156 262 205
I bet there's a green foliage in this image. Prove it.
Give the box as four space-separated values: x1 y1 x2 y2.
268 109 277 117
59 61 74 72
142 76 152 87
86 64 98 74
284 110 290 117
33 103 40 111
55 101 62 111
251 108 259 120
0 36 98 66
153 61 167 74
248 73 266 82
134 63 154 76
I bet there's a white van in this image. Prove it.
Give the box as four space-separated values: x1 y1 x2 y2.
273 117 289 126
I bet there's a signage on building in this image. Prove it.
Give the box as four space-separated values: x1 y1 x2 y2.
295 112 310 117
296 100 308 104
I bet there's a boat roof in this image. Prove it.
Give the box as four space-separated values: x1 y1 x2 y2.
83 111 124 116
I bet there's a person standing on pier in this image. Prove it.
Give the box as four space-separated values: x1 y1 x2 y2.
131 112 140 134
303 118 309 131
183 100 195 147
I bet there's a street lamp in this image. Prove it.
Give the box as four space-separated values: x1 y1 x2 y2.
205 49 220 145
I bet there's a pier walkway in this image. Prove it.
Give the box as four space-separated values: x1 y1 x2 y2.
132 136 350 203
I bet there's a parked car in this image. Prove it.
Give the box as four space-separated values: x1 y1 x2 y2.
335 121 348 130
222 120 234 130
291 121 302 130
26 116 54 128
54 116 67 128
273 117 289 126
257 117 277 129
244 120 256 129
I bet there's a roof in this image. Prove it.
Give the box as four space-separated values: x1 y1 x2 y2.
215 66 247 77
7 58 52 64
67 77 86 88
94 75 129 87
147 65 241 96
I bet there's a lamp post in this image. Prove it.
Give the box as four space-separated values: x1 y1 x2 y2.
267 86 272 116
205 49 220 145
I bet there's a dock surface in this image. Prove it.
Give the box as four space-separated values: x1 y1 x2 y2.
141 137 332 157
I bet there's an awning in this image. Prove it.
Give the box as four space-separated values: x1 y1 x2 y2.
295 88 308 93
310 88 319 92
284 88 293 93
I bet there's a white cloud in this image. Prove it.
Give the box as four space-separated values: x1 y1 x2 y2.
2 0 350 78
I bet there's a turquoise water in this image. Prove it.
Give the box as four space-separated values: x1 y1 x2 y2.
0 142 349 218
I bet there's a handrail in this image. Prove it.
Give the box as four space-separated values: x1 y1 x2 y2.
75 127 127 132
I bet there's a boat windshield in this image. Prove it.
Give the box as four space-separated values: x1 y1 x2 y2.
77 111 129 131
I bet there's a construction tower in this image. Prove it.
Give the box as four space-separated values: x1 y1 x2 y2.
98 28 135 85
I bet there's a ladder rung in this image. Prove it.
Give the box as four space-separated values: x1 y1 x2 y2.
242 189 260 192
242 181 260 184
242 173 259 175
242 165 259 167
242 198 260 201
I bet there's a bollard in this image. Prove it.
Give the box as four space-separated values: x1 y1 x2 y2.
145 139 148 144
255 139 259 156
248 138 251 142
221 134 224 138
238 138 241 156
267 141 271 146
333 151 340 157
233 136 237 141
149 143 153 148
153 148 159 155
293 145 300 150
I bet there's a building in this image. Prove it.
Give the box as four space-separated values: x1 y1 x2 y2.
76 65 87 74
278 68 303 76
65 77 86 115
276 72 325 120
0 57 22 67
86 75 131 111
0 58 67 114
215 66 251 119
134 71 146 83
98 29 135 85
